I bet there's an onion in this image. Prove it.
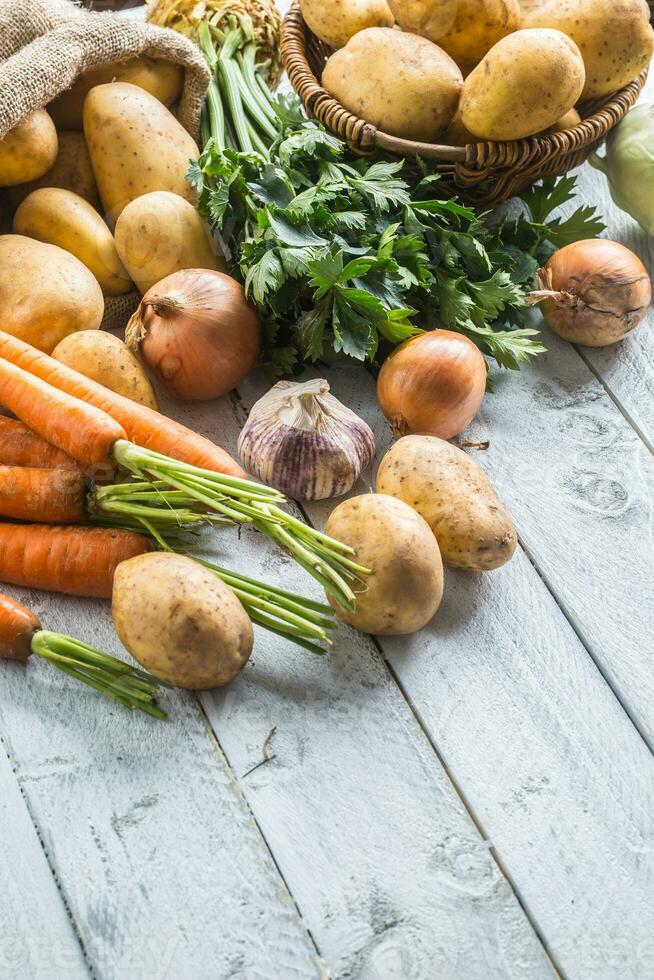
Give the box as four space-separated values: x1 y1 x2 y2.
527 239 651 348
377 330 487 440
125 268 261 400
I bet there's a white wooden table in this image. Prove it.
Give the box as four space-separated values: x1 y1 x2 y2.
2 6 654 979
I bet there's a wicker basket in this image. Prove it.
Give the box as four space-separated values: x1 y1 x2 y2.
281 2 650 205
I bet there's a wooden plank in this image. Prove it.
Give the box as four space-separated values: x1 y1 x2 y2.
0 590 326 980
544 70 654 446
238 362 654 980
202 593 554 980
462 336 654 744
568 191 654 447
239 347 654 752
151 388 554 980
0 746 89 979
380 550 654 980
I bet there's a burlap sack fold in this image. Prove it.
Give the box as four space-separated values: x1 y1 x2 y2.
0 0 210 329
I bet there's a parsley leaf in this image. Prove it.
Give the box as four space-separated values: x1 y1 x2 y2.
377 309 423 344
307 251 345 297
297 297 331 359
266 210 329 247
194 102 598 377
521 174 577 223
331 210 368 232
538 207 606 247
245 250 284 304
468 270 524 319
461 323 547 370
351 161 411 213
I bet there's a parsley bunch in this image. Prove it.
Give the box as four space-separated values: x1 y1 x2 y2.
190 21 604 377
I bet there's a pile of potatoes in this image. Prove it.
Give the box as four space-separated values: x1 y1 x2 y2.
302 0 654 144
325 434 517 636
0 55 225 398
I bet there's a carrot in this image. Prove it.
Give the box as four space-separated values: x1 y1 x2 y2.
0 591 165 717
0 357 125 465
0 593 40 659
0 331 245 478
0 335 364 610
0 417 78 468
0 524 151 598
0 466 87 523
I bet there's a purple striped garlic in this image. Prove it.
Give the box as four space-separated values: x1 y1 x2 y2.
237 379 376 501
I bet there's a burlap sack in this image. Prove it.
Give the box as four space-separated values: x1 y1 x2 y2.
0 0 210 329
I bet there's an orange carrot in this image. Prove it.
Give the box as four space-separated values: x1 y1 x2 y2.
0 417 78 469
0 336 360 608
0 357 125 465
0 466 87 523
0 524 151 598
0 593 40 660
0 331 246 478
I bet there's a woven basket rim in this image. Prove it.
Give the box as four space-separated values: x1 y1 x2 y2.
281 2 648 164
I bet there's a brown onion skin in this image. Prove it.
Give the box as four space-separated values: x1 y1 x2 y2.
537 239 652 347
132 269 261 401
377 330 487 440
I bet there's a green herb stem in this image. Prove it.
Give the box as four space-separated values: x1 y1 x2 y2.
32 631 166 718
46 474 336 658
217 58 254 152
238 45 278 127
156 542 336 653
111 440 368 611
207 80 226 151
246 614 327 656
91 495 232 528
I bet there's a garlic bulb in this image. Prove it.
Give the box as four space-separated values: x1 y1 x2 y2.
237 379 376 500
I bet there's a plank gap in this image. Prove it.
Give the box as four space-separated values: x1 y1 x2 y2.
574 345 654 457
369 637 566 980
515 534 654 758
288 496 564 978
192 697 330 979
0 731 95 979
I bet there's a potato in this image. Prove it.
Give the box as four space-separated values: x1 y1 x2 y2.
388 0 458 42
392 0 519 72
84 82 199 227
301 0 394 49
546 108 582 134
6 132 100 213
0 110 58 187
0 235 103 353
13 188 132 296
435 0 521 73
112 553 254 689
521 0 654 101
324 494 444 634
114 192 226 295
376 435 517 571
52 331 157 410
49 55 184 130
459 29 585 141
440 112 477 145
322 29 463 142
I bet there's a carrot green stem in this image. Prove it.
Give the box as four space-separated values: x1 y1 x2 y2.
31 631 166 719
91 495 232 528
103 507 336 653
247 614 327 656
194 558 332 641
154 542 335 653
111 440 370 611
